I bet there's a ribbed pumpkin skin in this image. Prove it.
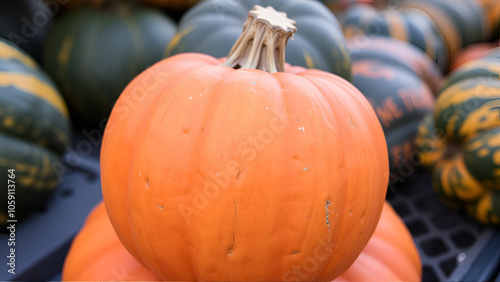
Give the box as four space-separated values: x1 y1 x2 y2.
62 201 420 281
351 60 435 188
342 4 448 72
0 0 53 62
42 8 177 126
348 36 442 95
416 59 500 225
0 38 71 226
100 53 388 281
166 0 351 80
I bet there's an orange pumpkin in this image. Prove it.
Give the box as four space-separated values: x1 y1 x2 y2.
334 202 422 281
62 202 160 281
62 201 421 281
100 5 388 281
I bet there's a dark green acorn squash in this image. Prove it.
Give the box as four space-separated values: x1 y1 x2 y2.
0 37 71 227
42 5 177 126
165 0 351 80
348 36 442 94
351 58 435 189
0 0 54 62
342 4 448 72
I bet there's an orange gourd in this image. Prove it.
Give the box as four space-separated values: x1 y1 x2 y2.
100 5 388 281
62 202 160 281
334 202 422 281
62 202 421 281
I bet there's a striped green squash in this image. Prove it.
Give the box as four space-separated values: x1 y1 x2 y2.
342 4 448 72
416 59 500 225
42 6 177 126
0 38 71 226
165 0 351 80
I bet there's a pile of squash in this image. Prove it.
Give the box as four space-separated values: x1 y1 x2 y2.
1 0 500 280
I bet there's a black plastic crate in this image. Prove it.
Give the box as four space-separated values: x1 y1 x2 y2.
1 131 499 281
387 169 500 281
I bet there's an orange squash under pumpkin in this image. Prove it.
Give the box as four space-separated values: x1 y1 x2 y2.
62 201 421 281
100 6 388 281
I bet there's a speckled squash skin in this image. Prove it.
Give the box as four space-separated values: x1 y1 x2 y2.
166 0 351 80
0 38 71 227
342 4 448 72
416 58 500 225
42 6 177 126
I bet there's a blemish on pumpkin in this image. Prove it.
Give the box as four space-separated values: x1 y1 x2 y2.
325 200 331 232
298 127 305 133
250 81 256 85
145 178 150 190
183 128 190 134
157 204 163 209
349 210 353 216
360 211 366 223
291 251 300 255
236 170 242 180
349 118 356 128
303 167 308 171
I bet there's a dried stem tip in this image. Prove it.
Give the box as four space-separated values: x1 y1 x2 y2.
221 5 297 73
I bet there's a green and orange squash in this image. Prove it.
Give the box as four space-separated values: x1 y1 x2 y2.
342 4 448 72
0 37 71 226
416 57 500 225
100 5 388 280
348 36 442 94
42 3 177 126
402 0 491 62
166 0 351 80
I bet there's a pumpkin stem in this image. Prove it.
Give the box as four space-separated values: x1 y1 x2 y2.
221 5 297 73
